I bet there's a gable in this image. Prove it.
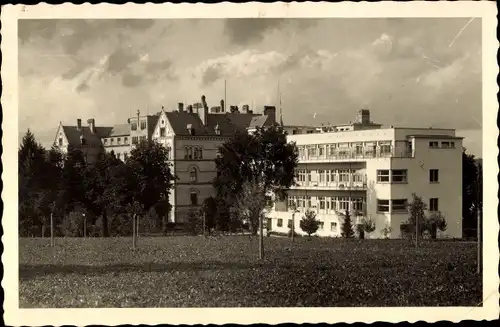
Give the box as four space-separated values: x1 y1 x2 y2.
153 110 175 138
53 124 69 147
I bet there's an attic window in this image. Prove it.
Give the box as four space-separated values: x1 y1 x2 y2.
58 138 63 146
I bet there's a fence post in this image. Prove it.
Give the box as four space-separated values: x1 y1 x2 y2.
132 214 136 250
50 212 54 247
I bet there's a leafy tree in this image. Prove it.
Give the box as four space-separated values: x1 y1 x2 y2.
462 149 482 236
185 208 203 236
427 211 448 239
214 196 231 233
407 193 427 237
126 139 175 215
361 217 376 236
300 210 320 237
341 210 355 238
83 152 128 237
214 125 298 219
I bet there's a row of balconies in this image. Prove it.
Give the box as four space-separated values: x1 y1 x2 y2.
297 147 412 162
291 180 367 190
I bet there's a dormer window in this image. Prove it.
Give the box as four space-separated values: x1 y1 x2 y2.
215 123 221 135
186 124 195 135
103 139 108 145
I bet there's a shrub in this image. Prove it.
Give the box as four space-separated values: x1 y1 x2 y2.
185 208 203 236
62 211 85 237
341 210 355 238
381 226 392 239
299 210 320 236
287 229 300 238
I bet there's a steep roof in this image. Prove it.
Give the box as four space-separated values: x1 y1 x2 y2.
61 126 111 147
108 124 130 137
164 111 273 136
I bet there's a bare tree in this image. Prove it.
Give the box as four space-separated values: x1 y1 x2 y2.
233 177 271 259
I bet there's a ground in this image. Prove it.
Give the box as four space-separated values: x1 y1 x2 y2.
19 236 481 307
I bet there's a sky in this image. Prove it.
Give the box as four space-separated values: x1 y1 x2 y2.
18 18 483 157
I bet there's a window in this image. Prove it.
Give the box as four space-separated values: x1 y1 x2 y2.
277 219 283 227
184 147 193 160
190 191 198 206
330 197 337 211
392 169 408 183
377 170 390 183
160 127 166 137
308 146 317 157
450 142 455 148
117 138 121 145
110 138 114 145
189 167 198 183
319 146 324 156
288 196 295 209
124 137 128 144
140 136 147 142
352 198 364 212
306 170 311 182
379 142 392 155
392 199 408 212
319 196 325 210
140 120 147 130
429 141 439 148
377 199 390 212
338 197 349 211
339 169 349 183
132 136 138 145
318 170 325 183
429 198 439 212
131 122 137 131
58 138 63 146
441 141 450 148
103 139 108 145
318 221 324 230
330 222 337 232
287 219 292 229
194 147 203 160
430 169 439 183
306 196 312 208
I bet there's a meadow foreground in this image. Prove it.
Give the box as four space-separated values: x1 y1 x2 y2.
19 236 481 307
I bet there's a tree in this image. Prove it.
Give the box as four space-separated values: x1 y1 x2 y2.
83 152 130 237
214 125 299 220
407 193 427 236
185 208 203 236
428 211 448 239
361 217 376 237
202 196 218 234
462 149 482 237
300 210 320 237
341 210 355 238
126 139 175 215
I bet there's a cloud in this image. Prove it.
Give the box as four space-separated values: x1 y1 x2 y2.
18 18 482 156
224 18 285 45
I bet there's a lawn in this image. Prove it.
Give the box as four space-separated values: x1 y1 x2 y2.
19 236 482 307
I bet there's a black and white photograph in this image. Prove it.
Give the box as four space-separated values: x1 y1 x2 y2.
2 2 498 325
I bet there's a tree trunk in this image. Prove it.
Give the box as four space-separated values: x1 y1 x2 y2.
259 214 264 260
102 209 109 237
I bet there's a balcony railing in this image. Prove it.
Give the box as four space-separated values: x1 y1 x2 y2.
298 147 412 162
291 181 367 190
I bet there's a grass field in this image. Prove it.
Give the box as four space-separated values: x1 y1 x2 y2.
19 236 482 307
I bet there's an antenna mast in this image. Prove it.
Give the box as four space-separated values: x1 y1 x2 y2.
224 79 227 112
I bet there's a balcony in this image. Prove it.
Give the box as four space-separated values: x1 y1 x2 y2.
290 180 367 191
298 147 412 163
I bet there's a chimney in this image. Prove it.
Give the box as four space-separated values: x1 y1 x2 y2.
229 105 239 113
241 104 249 114
199 95 209 126
76 118 82 130
178 102 184 112
87 118 96 133
220 99 225 112
356 109 371 125
263 106 277 124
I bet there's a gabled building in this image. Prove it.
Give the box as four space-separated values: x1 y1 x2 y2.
151 95 278 223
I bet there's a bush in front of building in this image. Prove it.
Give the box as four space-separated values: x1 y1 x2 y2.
185 208 203 236
340 210 355 238
299 210 320 237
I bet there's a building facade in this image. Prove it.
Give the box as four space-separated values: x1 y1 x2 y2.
268 110 463 239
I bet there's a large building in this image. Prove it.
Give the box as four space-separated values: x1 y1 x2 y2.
268 110 463 239
53 96 278 223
